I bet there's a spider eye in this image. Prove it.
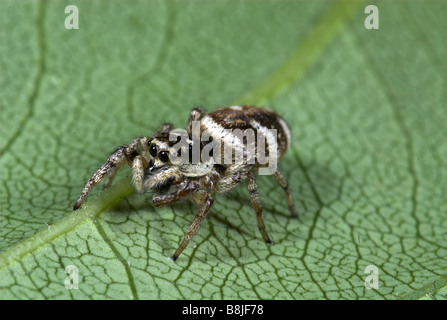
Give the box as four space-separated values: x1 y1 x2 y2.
158 151 169 162
149 144 157 157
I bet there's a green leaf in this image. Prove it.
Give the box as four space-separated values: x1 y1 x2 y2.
1 0 446 300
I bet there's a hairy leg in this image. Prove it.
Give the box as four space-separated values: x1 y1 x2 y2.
103 161 125 190
214 171 244 193
152 180 196 207
186 107 205 134
214 164 253 193
73 137 148 210
246 172 272 243
144 166 181 190
273 170 297 218
172 191 214 261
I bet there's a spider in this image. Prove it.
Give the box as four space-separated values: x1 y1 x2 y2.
73 106 297 261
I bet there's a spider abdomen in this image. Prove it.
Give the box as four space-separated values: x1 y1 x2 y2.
199 106 291 168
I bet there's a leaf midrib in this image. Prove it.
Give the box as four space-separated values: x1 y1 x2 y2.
0 177 134 268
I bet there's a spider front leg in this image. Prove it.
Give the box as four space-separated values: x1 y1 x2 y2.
152 180 197 207
151 180 212 261
173 190 214 261
214 164 252 193
73 137 148 210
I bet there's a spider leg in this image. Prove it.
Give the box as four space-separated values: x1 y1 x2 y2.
144 166 181 190
172 190 214 261
272 170 297 218
157 123 173 134
131 154 148 194
186 107 205 134
103 161 125 190
246 172 272 243
214 164 252 193
214 171 244 193
152 180 196 207
73 137 148 210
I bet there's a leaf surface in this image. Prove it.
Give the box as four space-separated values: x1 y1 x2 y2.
0 0 446 300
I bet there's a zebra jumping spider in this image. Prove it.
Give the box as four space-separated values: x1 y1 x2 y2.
74 106 297 261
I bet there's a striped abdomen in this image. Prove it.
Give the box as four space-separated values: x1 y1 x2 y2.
200 106 291 167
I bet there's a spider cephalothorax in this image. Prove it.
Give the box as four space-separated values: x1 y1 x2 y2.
74 106 296 261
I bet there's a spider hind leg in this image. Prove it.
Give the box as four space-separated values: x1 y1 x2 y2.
272 169 297 218
247 172 272 244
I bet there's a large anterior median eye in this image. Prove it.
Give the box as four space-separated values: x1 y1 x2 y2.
149 144 157 157
158 151 169 162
